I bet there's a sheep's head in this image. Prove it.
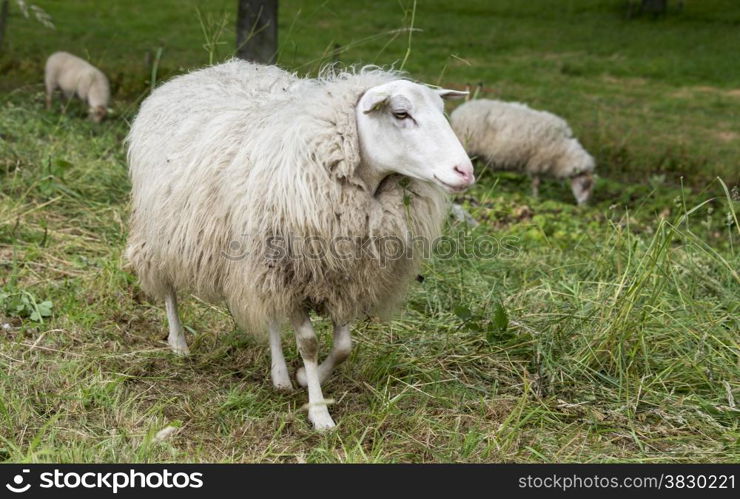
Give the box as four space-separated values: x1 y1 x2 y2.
356 80 475 194
559 138 595 205
89 105 107 123
570 172 594 205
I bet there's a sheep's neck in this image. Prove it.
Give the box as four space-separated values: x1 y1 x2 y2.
356 162 388 196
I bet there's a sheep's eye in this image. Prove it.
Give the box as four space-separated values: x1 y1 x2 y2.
392 111 409 120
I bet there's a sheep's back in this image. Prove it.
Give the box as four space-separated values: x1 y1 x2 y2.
128 60 297 180
126 61 297 300
451 99 573 174
46 52 106 100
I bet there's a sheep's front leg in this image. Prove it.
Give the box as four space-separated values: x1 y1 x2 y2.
296 323 352 387
164 291 190 355
269 321 293 391
292 313 335 430
531 175 541 198
44 79 55 110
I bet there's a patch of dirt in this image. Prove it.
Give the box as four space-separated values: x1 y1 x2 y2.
715 131 739 143
601 75 648 87
670 85 740 99
670 88 694 99
542 51 587 61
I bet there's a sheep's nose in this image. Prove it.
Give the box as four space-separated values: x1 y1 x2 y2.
453 162 475 185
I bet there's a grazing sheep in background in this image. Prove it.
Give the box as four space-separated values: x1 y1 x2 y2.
125 60 474 430
451 99 595 204
44 51 110 123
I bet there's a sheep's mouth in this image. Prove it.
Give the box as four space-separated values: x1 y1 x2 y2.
433 175 469 193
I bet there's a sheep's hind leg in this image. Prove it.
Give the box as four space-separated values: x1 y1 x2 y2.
292 312 335 430
269 321 293 391
165 291 190 355
296 323 351 388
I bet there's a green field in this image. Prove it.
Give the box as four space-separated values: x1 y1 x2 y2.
1 0 738 462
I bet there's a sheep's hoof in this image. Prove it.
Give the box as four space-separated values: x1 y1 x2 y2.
309 408 336 431
296 367 308 388
271 367 294 391
168 338 190 356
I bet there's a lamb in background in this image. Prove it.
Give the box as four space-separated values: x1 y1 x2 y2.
451 99 595 204
125 60 474 430
44 51 110 123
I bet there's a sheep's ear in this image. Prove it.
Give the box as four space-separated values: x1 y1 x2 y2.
361 89 390 114
436 89 468 100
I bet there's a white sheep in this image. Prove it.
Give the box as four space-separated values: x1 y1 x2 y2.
451 99 595 204
44 51 110 122
125 60 474 430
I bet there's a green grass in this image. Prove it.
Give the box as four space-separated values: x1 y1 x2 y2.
1 0 739 462
4 0 739 185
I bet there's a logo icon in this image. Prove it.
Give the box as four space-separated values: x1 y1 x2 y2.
6 469 31 493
